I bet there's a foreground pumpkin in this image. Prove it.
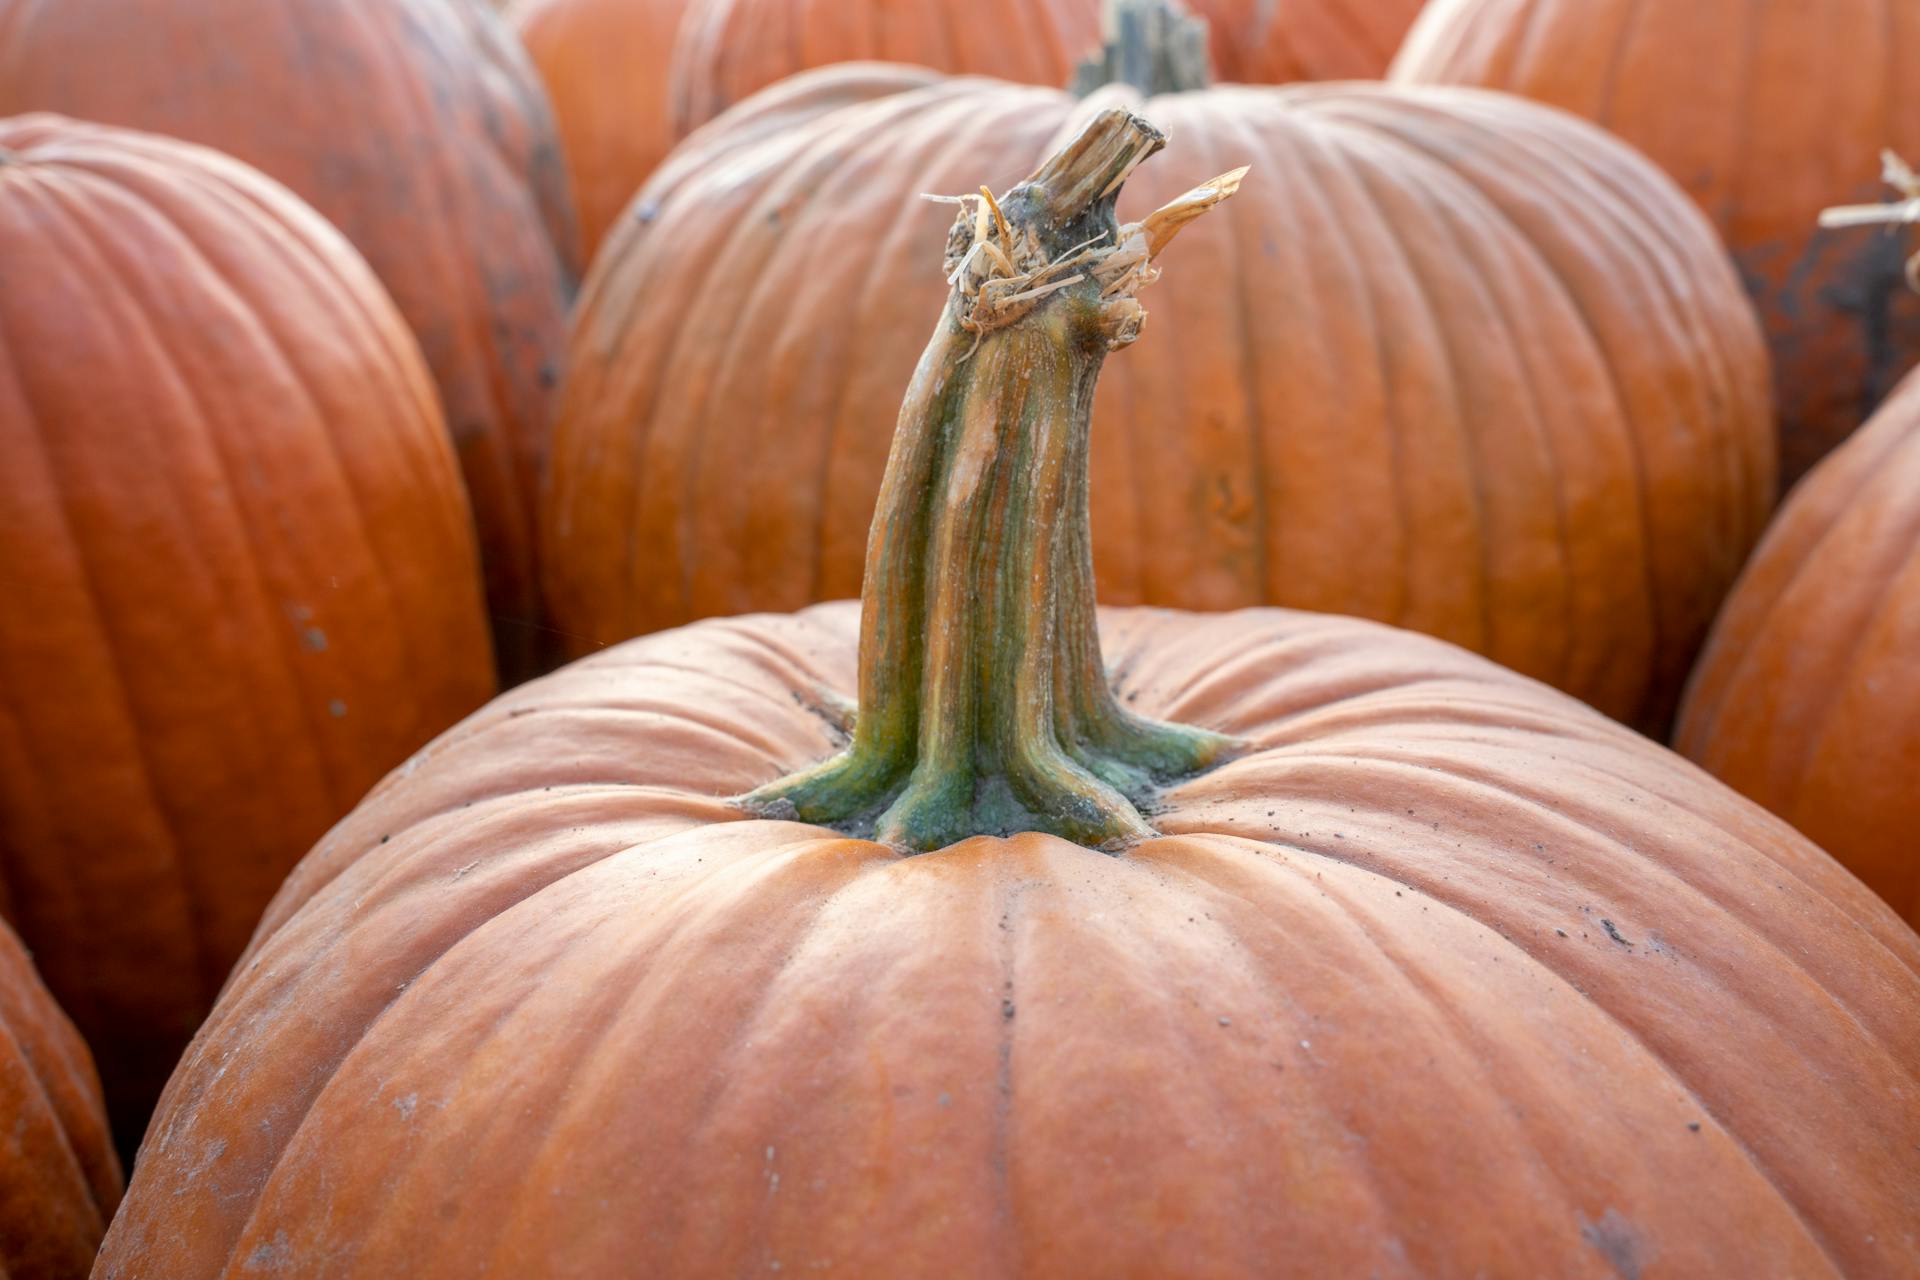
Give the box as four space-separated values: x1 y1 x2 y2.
544 3 1774 734
0 922 119 1280
0 0 580 678
107 111 1920 1280
1676 364 1920 925
0 116 495 1135
1393 0 1920 487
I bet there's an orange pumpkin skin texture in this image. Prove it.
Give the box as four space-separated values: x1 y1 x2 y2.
1393 0 1920 488
0 118 496 1135
0 922 120 1280
670 0 1103 135
544 67 1774 732
511 0 695 259
1677 368 1920 924
91 604 1920 1277
1184 0 1426 82
0 0 580 679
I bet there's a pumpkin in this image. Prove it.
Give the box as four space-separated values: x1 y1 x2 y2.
104 109 1920 1280
0 116 496 1136
512 0 696 256
1184 0 1426 83
1676 364 1920 925
515 0 1426 260
543 9 1774 735
0 0 580 679
0 921 119 1280
1393 0 1920 488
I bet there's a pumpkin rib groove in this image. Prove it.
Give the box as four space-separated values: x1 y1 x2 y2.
124 176 442 817
1425 118 1671 709
336 0 532 572
1266 743 1920 1066
0 1009 106 1236
1184 783 1906 1264
53 177 367 820
245 789 739 964
1257 827 1845 1273
201 825 767 1270
1282 112 1413 626
1218 834 1702 1249
1780 536 1920 820
1339 130 1498 661
0 179 224 1017
1211 107 1276 603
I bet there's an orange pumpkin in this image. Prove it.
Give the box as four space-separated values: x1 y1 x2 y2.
0 921 119 1280
0 0 580 679
0 116 496 1134
1677 365 1920 924
105 109 1920 1280
545 50 1774 734
512 0 696 256
1185 0 1426 83
1394 0 1920 488
515 0 1428 260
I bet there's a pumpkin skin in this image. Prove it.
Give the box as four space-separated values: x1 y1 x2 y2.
0 921 120 1280
543 67 1774 732
512 0 696 257
1676 366 1920 924
96 603 1920 1277
0 116 495 1135
1184 0 1427 83
0 0 581 679
1393 0 1920 488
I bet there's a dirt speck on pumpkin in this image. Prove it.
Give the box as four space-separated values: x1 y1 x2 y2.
243 1231 292 1271
1601 919 1634 949
1580 1208 1648 1280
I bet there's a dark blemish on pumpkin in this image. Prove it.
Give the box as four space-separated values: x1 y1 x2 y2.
1555 929 1568 938
1580 1208 1648 1280
1688 1123 1702 1133
243 1231 292 1272
538 362 558 390
1001 997 1016 1021
379 835 390 844
1601 919 1634 949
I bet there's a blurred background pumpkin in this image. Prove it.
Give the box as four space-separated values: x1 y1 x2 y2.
542 8 1775 735
0 115 495 1140
0 0 582 680
1395 0 1920 489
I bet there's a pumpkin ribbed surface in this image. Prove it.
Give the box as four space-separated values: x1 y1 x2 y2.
1185 0 1426 82
97 604 1920 1278
1393 0 1920 486
0 116 495 1134
0 922 119 1280
544 69 1773 732
1677 367 1920 924
0 0 580 678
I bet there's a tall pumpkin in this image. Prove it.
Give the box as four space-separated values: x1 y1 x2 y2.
0 0 580 679
0 922 119 1280
102 113 1920 1279
544 29 1774 734
1676 365 1920 924
1393 0 1920 487
0 116 495 1135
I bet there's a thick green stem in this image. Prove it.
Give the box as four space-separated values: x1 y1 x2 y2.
1071 0 1214 99
740 109 1243 852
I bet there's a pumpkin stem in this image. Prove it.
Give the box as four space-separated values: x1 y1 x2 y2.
738 109 1245 852
1071 0 1214 98
1819 149 1920 291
